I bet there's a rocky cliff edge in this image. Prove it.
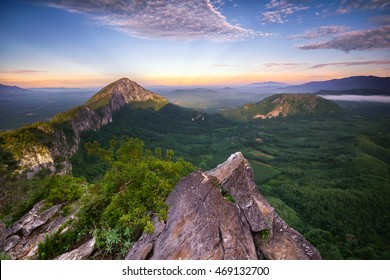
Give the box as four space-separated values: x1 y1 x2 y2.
126 152 321 260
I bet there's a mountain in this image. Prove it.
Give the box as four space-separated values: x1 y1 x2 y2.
0 84 32 94
86 78 167 111
247 81 290 88
221 93 339 121
315 88 390 96
281 76 390 94
0 78 168 177
27 87 99 93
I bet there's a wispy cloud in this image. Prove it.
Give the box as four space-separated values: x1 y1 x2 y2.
338 0 390 14
263 60 390 69
311 60 390 68
0 69 47 74
261 0 309 24
297 26 390 52
289 25 349 39
264 62 308 68
38 0 262 41
370 14 390 26
212 64 240 67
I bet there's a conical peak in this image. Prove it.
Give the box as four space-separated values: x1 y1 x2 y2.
86 78 167 111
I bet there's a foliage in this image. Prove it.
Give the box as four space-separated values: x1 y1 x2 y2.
259 229 270 240
0 251 12 260
51 106 85 123
217 183 236 203
2 98 389 260
85 82 116 110
221 94 340 121
0 124 52 161
0 175 87 226
79 137 194 258
70 101 390 259
43 175 86 206
265 196 303 231
95 139 191 241
37 230 79 260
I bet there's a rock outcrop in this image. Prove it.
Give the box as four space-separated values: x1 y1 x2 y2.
126 152 321 260
56 238 96 260
0 201 76 259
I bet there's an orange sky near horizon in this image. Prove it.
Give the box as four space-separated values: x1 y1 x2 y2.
2 67 389 88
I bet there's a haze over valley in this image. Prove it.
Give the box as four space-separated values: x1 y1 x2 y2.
2 75 390 131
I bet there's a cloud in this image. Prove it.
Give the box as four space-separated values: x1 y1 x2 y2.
338 0 390 14
311 60 390 68
370 14 390 26
212 64 239 67
297 26 390 52
37 0 260 41
0 69 47 74
264 62 308 68
289 25 349 39
261 0 309 24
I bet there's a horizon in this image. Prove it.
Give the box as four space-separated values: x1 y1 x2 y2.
2 74 390 91
1 0 389 88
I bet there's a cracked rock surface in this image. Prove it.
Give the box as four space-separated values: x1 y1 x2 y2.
126 152 321 260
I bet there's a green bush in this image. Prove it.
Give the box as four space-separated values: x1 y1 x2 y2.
81 137 195 258
37 230 79 260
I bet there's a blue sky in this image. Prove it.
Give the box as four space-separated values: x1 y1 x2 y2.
0 0 389 87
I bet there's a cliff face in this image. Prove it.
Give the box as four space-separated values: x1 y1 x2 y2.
127 152 321 260
11 78 168 177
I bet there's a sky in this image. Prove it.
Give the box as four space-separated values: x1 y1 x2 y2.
0 0 389 88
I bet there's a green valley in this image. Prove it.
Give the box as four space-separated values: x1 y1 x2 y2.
1 78 389 260
71 100 390 260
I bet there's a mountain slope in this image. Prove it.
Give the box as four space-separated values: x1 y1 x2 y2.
86 78 167 110
221 94 339 121
281 76 390 94
0 78 168 177
315 88 390 96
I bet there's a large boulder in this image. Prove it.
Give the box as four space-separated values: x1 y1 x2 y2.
126 152 321 260
207 152 321 260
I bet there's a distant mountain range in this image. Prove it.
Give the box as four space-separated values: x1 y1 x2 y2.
280 76 390 94
247 81 290 88
2 75 389 96
315 88 390 96
28 87 98 93
0 84 32 94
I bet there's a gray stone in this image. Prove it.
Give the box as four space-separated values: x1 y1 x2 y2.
4 201 76 259
16 203 62 237
128 170 257 260
207 152 321 260
3 235 21 252
126 217 165 260
56 238 96 260
127 152 321 260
